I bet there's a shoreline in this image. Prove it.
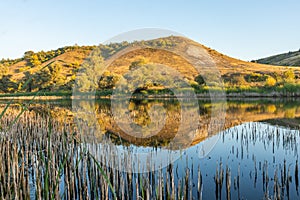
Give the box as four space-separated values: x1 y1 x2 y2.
0 91 300 100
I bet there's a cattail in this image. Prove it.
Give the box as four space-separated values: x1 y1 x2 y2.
226 166 231 200
296 160 299 194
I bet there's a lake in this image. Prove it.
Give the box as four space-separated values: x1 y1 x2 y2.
0 98 299 199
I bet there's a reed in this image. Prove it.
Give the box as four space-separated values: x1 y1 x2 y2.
1 103 300 199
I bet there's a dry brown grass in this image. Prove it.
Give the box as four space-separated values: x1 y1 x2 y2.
5 36 300 86
8 49 91 81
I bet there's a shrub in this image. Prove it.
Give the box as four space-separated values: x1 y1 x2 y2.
129 57 148 70
283 69 295 83
265 76 276 87
231 76 247 86
194 75 205 86
18 66 30 72
245 73 268 83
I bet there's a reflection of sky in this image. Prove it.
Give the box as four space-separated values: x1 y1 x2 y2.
195 122 299 199
87 142 186 173
88 122 300 199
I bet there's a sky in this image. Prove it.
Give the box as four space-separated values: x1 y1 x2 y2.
0 0 300 61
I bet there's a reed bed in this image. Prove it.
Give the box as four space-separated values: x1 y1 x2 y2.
0 107 203 199
0 105 300 199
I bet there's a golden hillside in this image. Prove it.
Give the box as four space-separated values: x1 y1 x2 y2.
0 36 299 94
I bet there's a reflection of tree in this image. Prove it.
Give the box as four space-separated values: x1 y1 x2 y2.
73 100 103 141
128 101 152 127
127 100 177 130
284 107 296 118
5 99 300 148
265 105 277 113
108 99 183 145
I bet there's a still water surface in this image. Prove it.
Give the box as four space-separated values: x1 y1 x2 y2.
1 98 300 199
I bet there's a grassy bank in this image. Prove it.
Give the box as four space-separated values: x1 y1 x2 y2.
1 84 300 99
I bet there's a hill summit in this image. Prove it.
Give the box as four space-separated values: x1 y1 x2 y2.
0 36 299 95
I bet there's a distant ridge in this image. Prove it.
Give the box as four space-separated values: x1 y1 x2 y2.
254 49 300 66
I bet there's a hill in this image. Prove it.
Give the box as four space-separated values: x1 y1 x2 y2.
254 49 300 66
0 36 299 95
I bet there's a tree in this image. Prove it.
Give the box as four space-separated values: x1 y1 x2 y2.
272 71 283 84
129 57 148 70
230 75 246 86
245 73 267 83
0 64 8 79
29 54 42 67
123 64 182 92
24 51 34 59
75 48 105 92
98 71 121 89
24 51 42 67
48 63 66 90
0 75 17 93
31 68 52 91
194 75 205 86
265 76 276 87
283 69 295 83
22 71 34 92
29 62 67 91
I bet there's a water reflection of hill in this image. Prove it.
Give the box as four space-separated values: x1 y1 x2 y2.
1 99 300 147
92 100 300 147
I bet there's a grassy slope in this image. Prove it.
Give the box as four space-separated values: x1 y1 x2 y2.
255 49 300 66
106 36 300 89
8 48 92 82
1 36 300 95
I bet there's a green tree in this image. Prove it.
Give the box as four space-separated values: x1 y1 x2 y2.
29 62 66 91
48 63 66 90
98 71 121 89
129 58 148 70
245 73 267 83
31 68 52 91
21 71 34 92
24 51 34 59
29 54 42 67
0 64 8 79
75 48 105 92
0 75 17 93
194 75 205 86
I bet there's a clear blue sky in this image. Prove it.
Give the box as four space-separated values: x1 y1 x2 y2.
0 0 299 61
